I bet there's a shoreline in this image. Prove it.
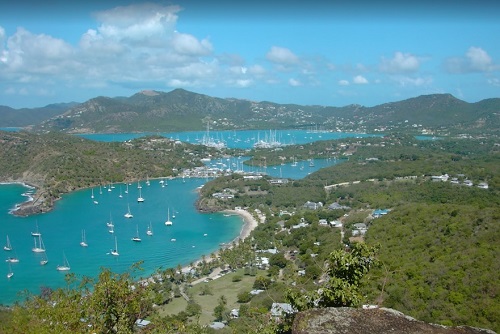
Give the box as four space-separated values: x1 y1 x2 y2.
179 208 260 282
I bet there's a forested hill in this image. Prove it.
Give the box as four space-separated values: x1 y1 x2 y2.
0 130 215 215
0 102 78 127
1 89 495 134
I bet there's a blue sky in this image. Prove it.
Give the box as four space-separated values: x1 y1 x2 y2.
0 0 499 108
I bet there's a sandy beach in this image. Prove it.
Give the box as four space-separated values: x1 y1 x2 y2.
224 208 259 242
178 209 260 282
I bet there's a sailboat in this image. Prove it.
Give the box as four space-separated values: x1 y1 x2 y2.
56 252 70 271
146 222 153 236
31 221 41 237
107 213 114 227
125 183 129 194
137 181 142 189
110 237 119 256
137 187 144 203
119 186 123 198
91 188 95 199
7 263 13 278
32 235 46 253
165 208 173 226
146 176 150 186
131 225 141 242
40 252 48 265
3 235 12 251
80 230 88 247
124 204 133 218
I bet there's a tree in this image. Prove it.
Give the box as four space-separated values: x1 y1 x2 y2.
213 295 229 321
8 264 151 334
287 242 379 311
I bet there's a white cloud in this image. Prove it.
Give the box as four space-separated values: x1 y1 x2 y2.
288 78 302 86
171 32 212 56
466 47 493 71
266 46 299 65
338 79 349 86
380 51 421 73
353 75 368 84
392 75 433 87
445 47 497 73
488 78 500 86
248 65 266 75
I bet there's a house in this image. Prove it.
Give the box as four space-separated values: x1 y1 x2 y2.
478 182 489 189
135 319 151 328
328 202 351 210
352 223 367 236
270 303 297 318
319 219 329 226
432 174 449 182
303 201 323 210
269 178 289 185
463 179 473 187
373 209 389 218
230 308 239 319
330 220 342 228
209 322 225 329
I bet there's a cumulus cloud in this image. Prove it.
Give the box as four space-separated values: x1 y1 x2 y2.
353 75 368 84
338 79 349 86
172 32 212 56
445 47 497 73
379 51 421 73
266 46 299 65
288 78 302 86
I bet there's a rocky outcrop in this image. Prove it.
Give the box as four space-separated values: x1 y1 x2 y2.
292 307 496 334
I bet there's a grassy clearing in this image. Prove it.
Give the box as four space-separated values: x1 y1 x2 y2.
157 268 266 325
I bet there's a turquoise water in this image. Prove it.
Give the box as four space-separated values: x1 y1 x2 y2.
0 179 242 305
205 156 345 180
0 129 369 305
78 129 381 149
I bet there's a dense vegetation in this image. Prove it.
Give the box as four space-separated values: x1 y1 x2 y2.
0 128 498 333
14 89 497 135
0 131 220 213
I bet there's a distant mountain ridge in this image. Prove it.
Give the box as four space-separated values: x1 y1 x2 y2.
0 102 79 127
2 89 498 134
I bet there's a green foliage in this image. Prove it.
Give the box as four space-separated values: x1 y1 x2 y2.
287 243 379 311
5 264 151 334
363 203 500 332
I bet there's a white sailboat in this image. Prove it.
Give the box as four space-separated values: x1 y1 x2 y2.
80 230 88 247
146 222 153 236
56 252 70 271
165 208 173 226
124 204 133 218
3 235 12 251
146 176 150 186
40 252 48 265
32 235 46 253
131 225 141 242
107 213 114 227
91 188 95 199
125 183 129 194
137 187 144 203
111 237 119 256
137 181 142 189
6 255 19 263
31 221 41 237
119 186 123 198
7 263 13 278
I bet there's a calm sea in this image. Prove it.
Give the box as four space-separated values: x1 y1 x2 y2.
0 129 376 305
0 179 242 305
77 129 380 149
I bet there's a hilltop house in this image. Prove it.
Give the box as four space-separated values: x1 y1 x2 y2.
303 201 323 210
328 202 351 210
